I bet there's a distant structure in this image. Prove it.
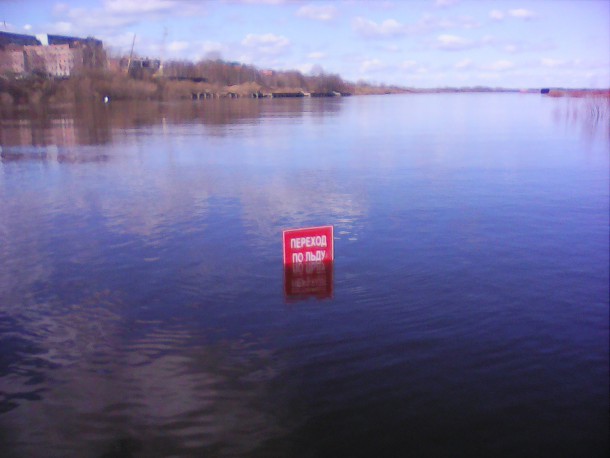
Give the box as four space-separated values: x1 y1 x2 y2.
107 56 161 78
126 57 161 77
0 31 39 47
24 43 78 78
0 31 106 78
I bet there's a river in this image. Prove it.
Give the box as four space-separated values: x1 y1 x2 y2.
0 94 608 457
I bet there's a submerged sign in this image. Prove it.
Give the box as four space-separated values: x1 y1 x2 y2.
283 226 334 300
282 226 334 265
284 261 333 300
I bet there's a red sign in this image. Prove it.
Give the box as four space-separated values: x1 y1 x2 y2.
282 225 334 265
284 261 333 300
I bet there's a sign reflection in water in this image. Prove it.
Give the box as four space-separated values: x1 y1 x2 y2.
284 261 334 301
0 95 608 457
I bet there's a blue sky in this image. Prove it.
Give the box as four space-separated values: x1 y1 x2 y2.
2 0 609 88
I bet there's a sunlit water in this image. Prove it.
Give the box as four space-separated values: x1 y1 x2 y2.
1 94 608 457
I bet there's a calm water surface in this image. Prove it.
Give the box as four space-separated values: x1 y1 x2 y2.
0 94 608 457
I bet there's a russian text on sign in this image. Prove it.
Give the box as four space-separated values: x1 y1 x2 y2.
290 236 327 249
282 225 334 266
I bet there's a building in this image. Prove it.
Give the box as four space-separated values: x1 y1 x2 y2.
0 45 26 75
115 56 161 78
39 34 105 69
0 31 105 78
24 44 82 78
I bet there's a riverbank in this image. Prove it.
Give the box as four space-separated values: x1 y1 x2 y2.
2 72 608 113
0 71 412 108
544 89 610 98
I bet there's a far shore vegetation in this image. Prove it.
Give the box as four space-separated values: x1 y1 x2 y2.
0 56 415 109
1 51 608 113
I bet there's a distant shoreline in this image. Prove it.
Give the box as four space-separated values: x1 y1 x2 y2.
1 31 608 110
0 73 405 107
1 73 608 109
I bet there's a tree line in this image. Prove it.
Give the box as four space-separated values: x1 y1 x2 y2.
158 59 350 94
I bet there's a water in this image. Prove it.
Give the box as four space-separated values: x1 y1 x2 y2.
0 94 608 457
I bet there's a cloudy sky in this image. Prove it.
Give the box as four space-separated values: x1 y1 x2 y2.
2 0 609 88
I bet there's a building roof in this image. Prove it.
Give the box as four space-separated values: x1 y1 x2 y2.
0 31 41 47
0 31 103 49
47 34 103 47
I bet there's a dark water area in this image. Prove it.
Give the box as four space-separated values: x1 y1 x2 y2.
0 94 608 457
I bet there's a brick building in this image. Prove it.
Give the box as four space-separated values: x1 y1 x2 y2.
0 45 26 75
24 44 83 78
0 31 105 78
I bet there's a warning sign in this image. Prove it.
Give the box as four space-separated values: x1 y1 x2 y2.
282 226 334 265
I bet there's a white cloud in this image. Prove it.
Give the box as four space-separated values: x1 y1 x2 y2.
104 32 142 52
48 5 137 38
494 38 555 55
541 58 567 68
104 0 178 14
44 0 204 49
241 33 291 55
435 34 474 51
484 60 515 71
50 21 74 34
201 41 223 51
297 63 315 74
199 41 226 58
0 22 17 33
491 8 536 21
478 72 500 80
489 10 504 21
454 58 473 69
53 3 70 15
435 0 459 7
434 15 480 30
353 17 406 38
508 9 536 19
237 0 286 4
307 51 326 59
360 58 386 73
24 24 32 31
168 41 190 53
481 35 496 45
455 15 480 29
353 12 480 40
296 5 337 21
400 60 427 74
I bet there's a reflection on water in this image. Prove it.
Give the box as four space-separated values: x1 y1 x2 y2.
284 262 334 301
0 104 111 147
0 98 344 149
2 313 286 456
0 94 608 457
550 95 610 146
0 144 109 163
